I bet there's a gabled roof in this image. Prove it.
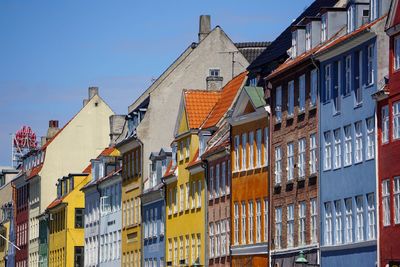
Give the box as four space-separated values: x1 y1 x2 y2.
162 160 177 180
183 90 221 129
235 42 271 64
201 71 248 129
244 86 266 108
248 0 339 72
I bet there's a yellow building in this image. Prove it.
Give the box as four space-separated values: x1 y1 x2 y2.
164 90 220 266
47 173 90 267
0 221 10 266
116 138 142 266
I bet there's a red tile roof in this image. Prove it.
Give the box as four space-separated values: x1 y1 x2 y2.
47 197 65 210
201 71 248 129
163 160 177 179
183 90 221 129
82 146 116 174
186 149 201 169
27 163 43 179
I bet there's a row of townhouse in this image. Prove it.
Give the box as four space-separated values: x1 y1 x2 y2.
3 0 400 266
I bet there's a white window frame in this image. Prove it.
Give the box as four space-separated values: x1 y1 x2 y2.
321 14 327 42
367 193 376 240
275 207 282 249
395 177 400 224
382 105 389 144
287 204 294 247
256 200 261 243
356 196 364 242
366 117 375 160
234 135 240 171
275 146 282 184
345 198 353 243
334 129 342 169
264 198 269 242
324 131 332 171
335 200 343 245
393 101 400 140
234 202 239 245
256 129 262 167
325 202 333 245
298 138 306 179
242 133 247 170
395 36 400 70
345 55 352 95
382 179 391 226
355 121 363 163
241 202 247 244
344 125 353 166
287 142 294 181
310 134 317 174
221 162 226 196
264 127 269 166
310 69 318 106
299 202 306 246
276 86 282 122
215 164 220 198
306 23 312 51
311 198 317 243
367 44 374 85
299 74 306 112
249 201 254 244
249 131 254 169
288 80 294 116
325 64 332 102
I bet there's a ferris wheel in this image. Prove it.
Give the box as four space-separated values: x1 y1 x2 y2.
12 126 37 168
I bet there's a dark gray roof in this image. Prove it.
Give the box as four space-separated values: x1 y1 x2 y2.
248 0 339 72
235 42 270 64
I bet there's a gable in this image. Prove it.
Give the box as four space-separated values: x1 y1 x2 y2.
178 108 189 135
387 0 400 32
243 101 256 115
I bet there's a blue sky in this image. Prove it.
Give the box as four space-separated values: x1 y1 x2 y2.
0 0 313 166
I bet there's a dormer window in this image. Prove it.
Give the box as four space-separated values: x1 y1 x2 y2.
347 5 356 33
209 68 220 77
306 24 312 51
57 183 62 198
199 133 211 157
291 31 297 58
321 14 327 42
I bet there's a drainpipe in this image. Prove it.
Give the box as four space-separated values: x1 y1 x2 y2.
200 159 209 267
310 54 321 266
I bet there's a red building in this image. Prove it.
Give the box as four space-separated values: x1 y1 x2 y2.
375 1 400 266
13 174 29 267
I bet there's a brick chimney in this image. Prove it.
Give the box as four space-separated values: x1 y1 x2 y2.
198 15 211 42
109 115 125 145
47 120 60 140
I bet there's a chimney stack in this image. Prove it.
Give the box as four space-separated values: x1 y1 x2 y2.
206 76 223 90
198 15 211 42
41 136 47 147
88 87 99 99
47 120 60 140
109 115 125 145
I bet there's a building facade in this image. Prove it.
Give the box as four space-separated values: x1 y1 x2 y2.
376 1 400 265
229 86 269 267
142 148 171 267
316 1 389 266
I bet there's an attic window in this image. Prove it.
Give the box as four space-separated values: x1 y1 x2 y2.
209 68 220 77
370 0 379 21
291 31 297 59
347 5 356 33
321 14 327 42
306 24 311 51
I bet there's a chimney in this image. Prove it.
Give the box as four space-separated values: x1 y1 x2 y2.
206 76 223 90
198 15 211 42
109 115 125 145
47 120 60 140
40 136 47 147
88 87 99 99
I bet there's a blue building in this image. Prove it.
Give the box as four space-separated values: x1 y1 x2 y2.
142 148 171 267
316 0 389 266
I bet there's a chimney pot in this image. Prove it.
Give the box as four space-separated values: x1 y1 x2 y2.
199 15 211 42
88 87 99 99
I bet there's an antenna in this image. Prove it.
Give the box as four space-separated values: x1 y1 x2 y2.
219 50 241 79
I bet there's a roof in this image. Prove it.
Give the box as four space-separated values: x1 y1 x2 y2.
186 149 201 169
183 90 221 129
81 146 117 174
47 197 65 210
248 0 339 71
201 128 230 159
162 160 177 180
244 86 266 108
235 42 271 64
201 71 248 129
27 164 43 180
386 0 399 32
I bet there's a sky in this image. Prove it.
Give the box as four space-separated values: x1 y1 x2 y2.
0 0 314 166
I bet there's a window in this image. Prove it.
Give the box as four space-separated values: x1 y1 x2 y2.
325 202 333 245
310 198 317 244
191 235 195 264
382 179 391 226
168 189 172 215
310 69 318 106
321 14 327 42
241 202 246 244
395 36 400 70
256 200 261 243
185 235 189 263
334 129 342 169
299 202 306 246
276 86 282 122
355 121 363 163
324 131 332 170
196 235 201 262
395 177 400 224
264 199 268 242
264 127 269 166
234 202 239 245
256 129 262 167
287 204 294 247
334 61 341 113
370 0 379 20
168 239 172 262
288 81 294 116
186 138 190 159
382 105 389 143
299 75 305 111
174 238 178 266
355 50 363 105
275 146 282 184
75 209 84 228
191 182 196 209
221 220 227 255
221 162 226 196
275 207 282 249
180 237 184 261
366 117 375 160
249 131 254 168
215 222 220 257
310 134 317 174
234 135 240 171
306 23 311 51
179 141 184 161
356 196 364 241
393 101 400 139
215 164 220 198
291 31 297 58
298 138 306 178
174 187 178 214
345 198 353 243
344 126 352 166
227 160 231 194
74 246 84 267
180 185 184 212
197 180 202 208
185 183 189 210
325 64 331 101
347 5 355 33
287 142 294 181
242 133 247 170
335 200 343 244
345 55 352 95
249 201 254 244
209 68 220 77
367 44 374 85
366 193 376 240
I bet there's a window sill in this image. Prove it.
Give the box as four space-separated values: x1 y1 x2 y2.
365 83 374 89
298 109 305 115
365 157 374 162
333 111 341 117
354 103 363 109
343 163 352 168
275 120 282 126
354 160 363 165
309 104 317 110
333 166 341 171
323 168 331 172
323 100 331 105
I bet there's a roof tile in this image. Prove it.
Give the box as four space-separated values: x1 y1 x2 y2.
184 90 220 129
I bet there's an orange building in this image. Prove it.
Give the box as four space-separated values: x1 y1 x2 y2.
229 86 269 267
